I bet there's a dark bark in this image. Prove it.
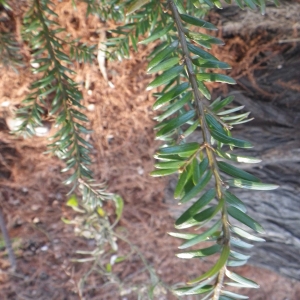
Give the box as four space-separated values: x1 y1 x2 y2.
217 1 300 38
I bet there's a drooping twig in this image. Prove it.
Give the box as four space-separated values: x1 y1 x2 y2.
168 1 230 298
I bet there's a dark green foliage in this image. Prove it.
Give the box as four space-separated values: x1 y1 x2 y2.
117 0 278 298
0 32 23 68
18 0 92 196
8 0 113 209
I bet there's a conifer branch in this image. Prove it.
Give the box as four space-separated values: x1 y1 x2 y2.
169 1 229 295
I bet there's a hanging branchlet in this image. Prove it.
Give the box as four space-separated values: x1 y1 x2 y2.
0 32 23 68
113 0 280 299
9 2 129 291
14 0 111 210
17 0 90 195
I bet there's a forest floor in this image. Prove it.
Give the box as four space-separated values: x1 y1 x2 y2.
0 1 300 299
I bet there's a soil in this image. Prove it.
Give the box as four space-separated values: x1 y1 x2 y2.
0 1 300 300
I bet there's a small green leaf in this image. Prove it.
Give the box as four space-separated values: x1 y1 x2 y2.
187 43 219 61
230 237 253 249
168 232 197 239
174 169 189 199
227 260 247 267
193 204 219 223
155 92 192 122
175 188 216 224
97 207 106 217
225 269 259 288
235 0 244 9
192 158 201 185
181 172 195 197
156 110 196 138
63 172 78 185
179 219 222 249
196 73 236 85
197 81 211 100
218 161 260 182
227 179 279 190
230 225 265 242
61 217 72 224
219 297 234 300
106 263 112 272
154 160 186 169
210 95 234 112
244 0 256 10
229 118 254 126
154 154 185 162
153 82 189 110
221 291 249 299
188 32 224 48
210 129 253 148
188 244 230 284
157 143 199 156
228 206 264 233
225 281 248 288
175 217 199 229
147 65 184 90
130 34 138 51
230 250 250 261
115 256 126 263
221 112 250 121
140 23 173 44
273 0 280 6
212 0 223 8
148 41 168 59
216 149 261 164
126 0 150 15
199 157 209 175
174 284 214 296
70 109 89 122
183 119 199 138
113 195 124 222
224 191 247 213
150 168 178 177
147 57 180 74
190 31 224 43
180 14 217 30
193 58 231 69
174 0 186 14
217 105 245 116
176 244 221 259
148 40 179 71
180 170 212 203
206 113 227 135
194 39 212 49
39 85 58 98
174 276 217 296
